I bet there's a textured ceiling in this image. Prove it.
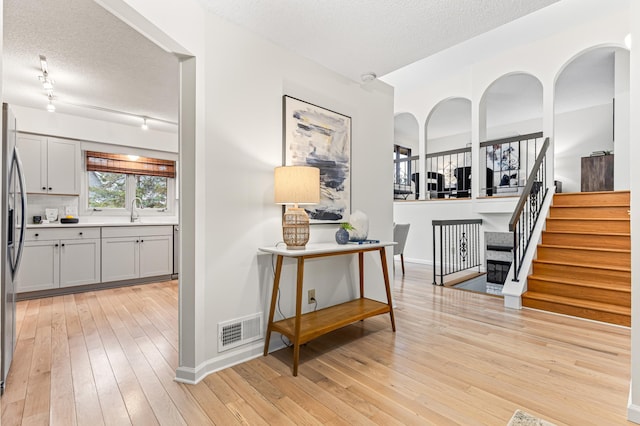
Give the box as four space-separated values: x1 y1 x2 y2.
2 0 572 133
198 0 560 82
3 0 179 131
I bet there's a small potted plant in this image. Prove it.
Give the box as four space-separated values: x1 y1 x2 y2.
335 222 353 244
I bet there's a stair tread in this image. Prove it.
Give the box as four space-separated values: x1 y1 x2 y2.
552 204 629 207
556 190 630 195
538 244 630 254
533 259 631 272
546 217 629 221
527 275 630 292
543 230 630 237
523 292 631 315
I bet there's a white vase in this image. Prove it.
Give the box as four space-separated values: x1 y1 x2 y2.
348 210 369 241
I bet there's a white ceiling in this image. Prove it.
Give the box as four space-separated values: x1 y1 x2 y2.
3 0 179 131
1 0 617 138
199 0 560 83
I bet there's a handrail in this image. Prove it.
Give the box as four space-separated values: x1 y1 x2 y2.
426 146 471 158
479 131 544 148
509 137 549 231
508 137 550 282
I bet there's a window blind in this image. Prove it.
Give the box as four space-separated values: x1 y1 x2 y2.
85 151 175 178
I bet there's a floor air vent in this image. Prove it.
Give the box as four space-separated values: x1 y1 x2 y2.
218 313 263 352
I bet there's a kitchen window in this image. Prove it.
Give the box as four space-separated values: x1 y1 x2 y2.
85 151 175 215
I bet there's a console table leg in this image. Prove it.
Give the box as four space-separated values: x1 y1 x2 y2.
379 247 396 331
264 255 283 356
358 252 364 299
292 257 305 376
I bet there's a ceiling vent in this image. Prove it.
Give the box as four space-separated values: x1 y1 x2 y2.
218 312 263 352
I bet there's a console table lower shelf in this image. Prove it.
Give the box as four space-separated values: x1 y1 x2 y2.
270 298 391 344
259 242 396 376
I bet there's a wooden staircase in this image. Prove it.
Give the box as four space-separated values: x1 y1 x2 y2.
522 190 630 326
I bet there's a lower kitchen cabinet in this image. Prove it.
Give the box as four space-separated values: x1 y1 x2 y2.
101 226 173 283
16 228 101 292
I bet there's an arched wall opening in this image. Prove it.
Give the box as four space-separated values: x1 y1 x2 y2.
424 97 472 199
393 113 420 200
479 73 544 197
554 45 629 193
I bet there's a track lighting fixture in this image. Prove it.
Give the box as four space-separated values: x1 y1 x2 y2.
46 94 55 112
38 55 54 95
39 55 56 111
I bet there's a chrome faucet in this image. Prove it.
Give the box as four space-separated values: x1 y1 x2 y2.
131 197 143 222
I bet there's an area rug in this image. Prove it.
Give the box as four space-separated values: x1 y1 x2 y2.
507 409 556 426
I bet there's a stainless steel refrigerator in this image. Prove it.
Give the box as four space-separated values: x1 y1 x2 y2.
1 103 26 393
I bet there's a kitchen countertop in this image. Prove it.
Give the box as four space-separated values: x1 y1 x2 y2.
27 221 178 229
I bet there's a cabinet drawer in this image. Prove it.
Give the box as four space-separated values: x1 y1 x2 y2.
101 225 173 238
26 227 100 241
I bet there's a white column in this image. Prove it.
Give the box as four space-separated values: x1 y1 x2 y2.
615 49 631 191
628 2 640 423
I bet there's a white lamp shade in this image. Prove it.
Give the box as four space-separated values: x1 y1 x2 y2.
274 166 320 205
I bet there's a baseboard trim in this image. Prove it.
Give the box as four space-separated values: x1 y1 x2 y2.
174 339 287 384
628 403 640 423
628 382 640 424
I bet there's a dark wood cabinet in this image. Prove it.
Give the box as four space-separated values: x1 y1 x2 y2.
581 155 614 192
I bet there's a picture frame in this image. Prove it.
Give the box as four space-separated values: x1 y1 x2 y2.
283 95 351 223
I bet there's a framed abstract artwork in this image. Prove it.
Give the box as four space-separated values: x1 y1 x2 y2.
283 95 351 223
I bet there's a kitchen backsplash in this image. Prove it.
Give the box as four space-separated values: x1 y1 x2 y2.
26 194 79 224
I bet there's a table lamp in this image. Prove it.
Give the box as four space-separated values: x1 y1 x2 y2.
274 166 320 250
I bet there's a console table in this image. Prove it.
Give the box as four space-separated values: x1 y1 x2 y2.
259 242 396 376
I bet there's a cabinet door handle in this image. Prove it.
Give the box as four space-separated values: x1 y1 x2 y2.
42 186 46 191
136 240 139 243
61 243 65 247
54 243 59 247
48 187 52 191
79 232 83 236
35 233 39 237
140 240 144 243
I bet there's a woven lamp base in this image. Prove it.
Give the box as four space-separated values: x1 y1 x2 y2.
282 207 310 250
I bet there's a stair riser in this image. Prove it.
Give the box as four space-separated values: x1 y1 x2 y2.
527 278 630 307
553 191 630 206
532 261 630 286
541 232 630 250
549 206 629 219
545 219 630 233
537 247 630 268
522 297 630 327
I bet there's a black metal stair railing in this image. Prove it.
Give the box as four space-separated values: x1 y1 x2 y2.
508 137 550 282
432 219 483 285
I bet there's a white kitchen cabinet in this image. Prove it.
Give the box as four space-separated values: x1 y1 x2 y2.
17 240 59 292
101 226 173 283
139 235 173 277
59 238 101 288
16 133 80 195
101 237 139 282
16 228 101 293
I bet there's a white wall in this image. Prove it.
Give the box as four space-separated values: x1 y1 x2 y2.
427 132 471 153
629 1 640 423
11 105 178 153
393 200 511 266
97 0 394 382
554 102 614 192
615 48 631 190
394 113 419 152
203 12 394 374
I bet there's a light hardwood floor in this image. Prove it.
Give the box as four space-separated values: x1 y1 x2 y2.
0 262 633 425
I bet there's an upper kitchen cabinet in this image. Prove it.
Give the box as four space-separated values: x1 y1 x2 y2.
16 133 80 195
